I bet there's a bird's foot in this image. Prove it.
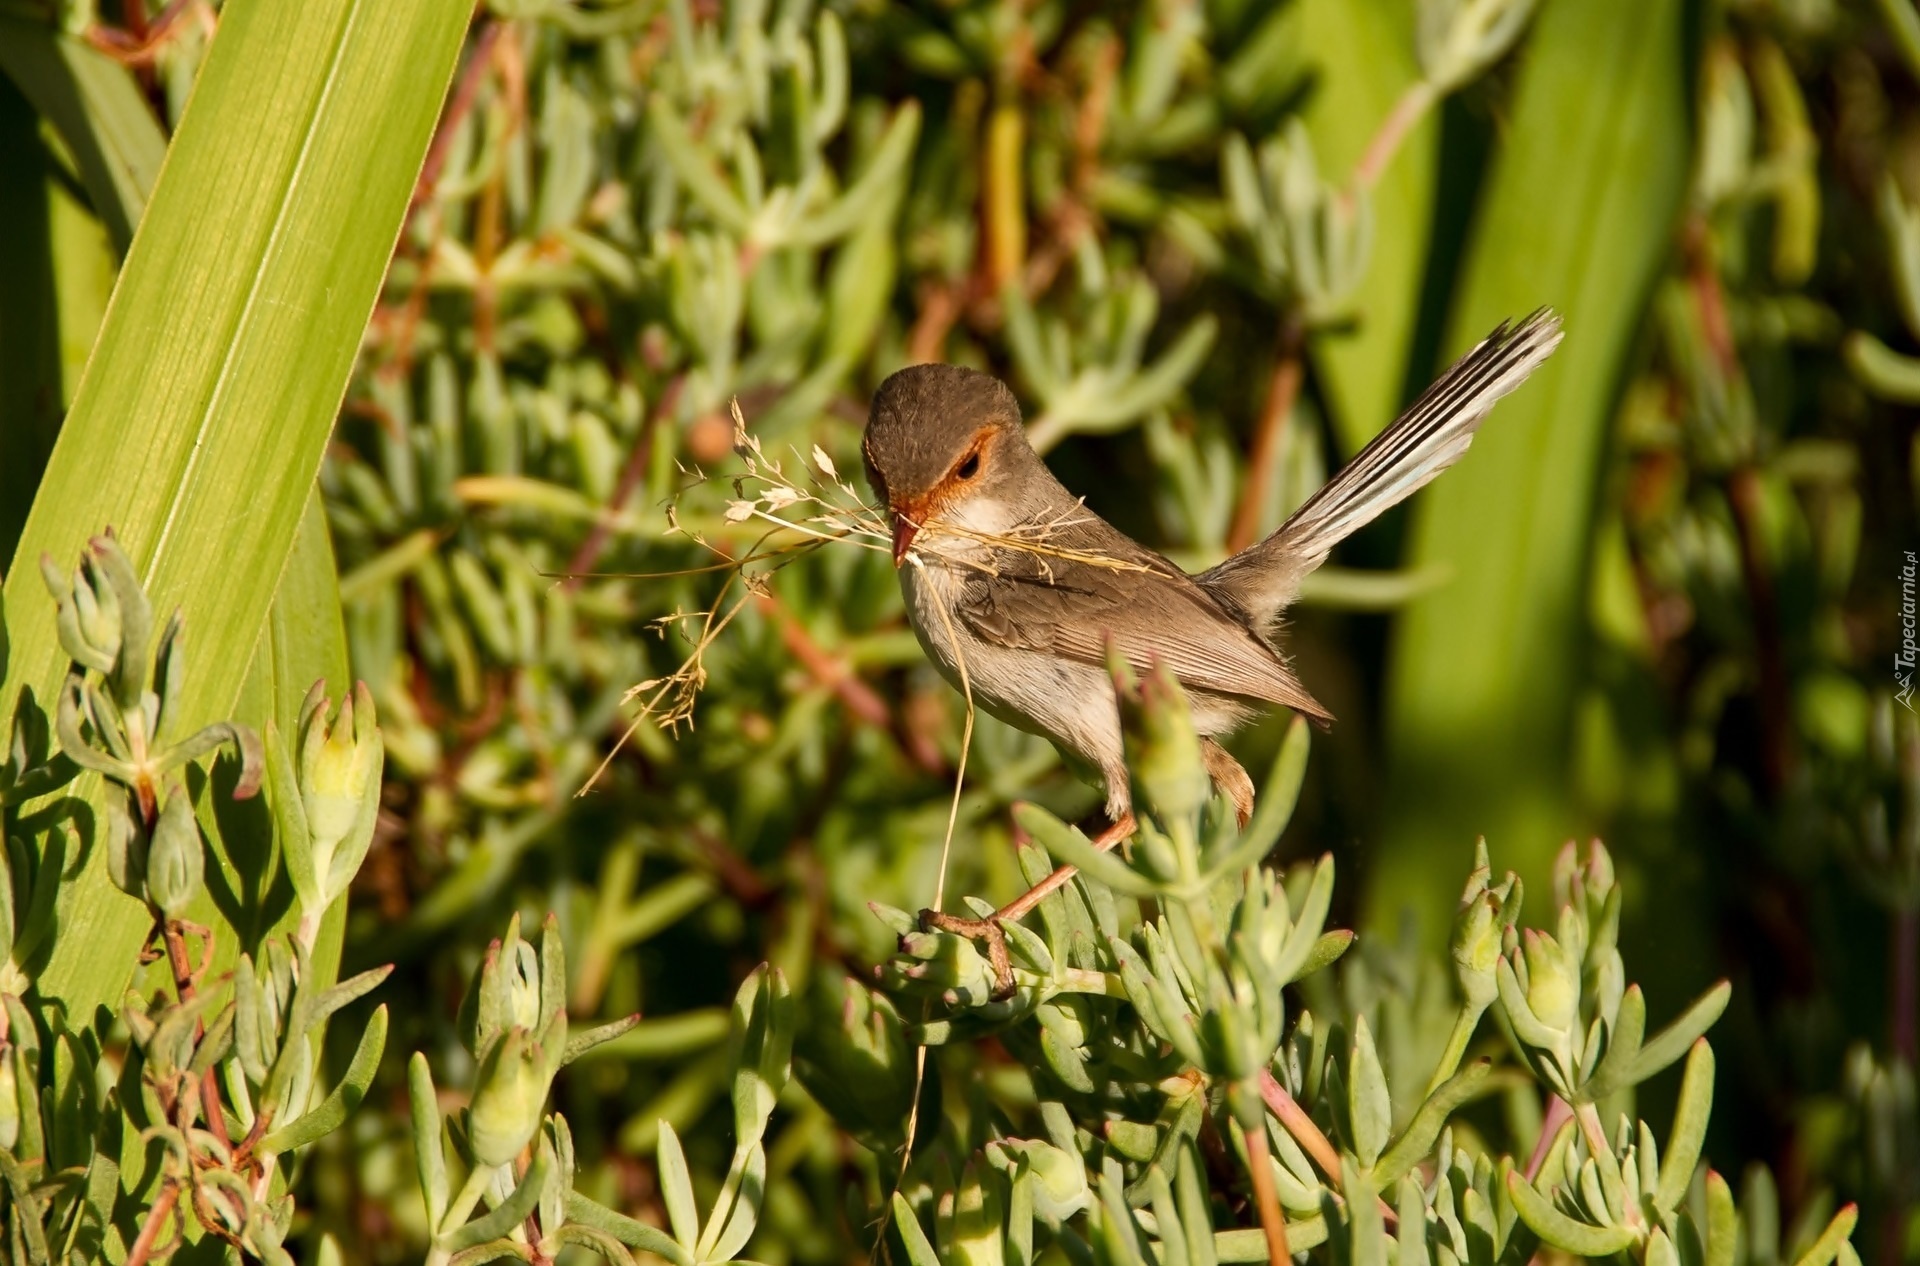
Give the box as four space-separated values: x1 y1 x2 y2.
913 813 1137 1004
917 908 1017 1000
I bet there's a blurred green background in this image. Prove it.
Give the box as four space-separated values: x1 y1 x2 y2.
5 0 1920 1257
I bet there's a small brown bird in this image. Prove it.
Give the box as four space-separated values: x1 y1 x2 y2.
863 311 1562 982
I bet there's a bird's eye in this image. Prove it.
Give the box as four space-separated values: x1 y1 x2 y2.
956 452 981 480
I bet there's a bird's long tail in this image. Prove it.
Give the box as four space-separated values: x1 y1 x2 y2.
1200 308 1564 630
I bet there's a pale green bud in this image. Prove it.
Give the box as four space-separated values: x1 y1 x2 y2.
1116 659 1208 826
1520 929 1576 1032
1451 889 1501 1008
465 1011 565 1170
501 940 543 1032
467 1027 543 1167
41 551 120 675
295 683 384 907
987 1139 1091 1222
1452 861 1521 1011
147 790 205 919
459 914 560 1061
888 929 999 1004
105 795 149 904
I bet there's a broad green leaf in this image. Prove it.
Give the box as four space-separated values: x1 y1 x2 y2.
1 0 474 1024
192 492 353 985
0 1149 50 1263
1371 0 1693 935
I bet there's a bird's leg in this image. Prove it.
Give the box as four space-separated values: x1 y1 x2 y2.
1200 738 1255 828
919 813 1137 1000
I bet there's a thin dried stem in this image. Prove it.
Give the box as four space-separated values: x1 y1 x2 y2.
875 559 980 1261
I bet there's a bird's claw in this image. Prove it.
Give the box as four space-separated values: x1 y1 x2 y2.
917 908 1017 1001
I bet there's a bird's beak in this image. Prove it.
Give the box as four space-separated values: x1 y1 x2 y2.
890 511 919 566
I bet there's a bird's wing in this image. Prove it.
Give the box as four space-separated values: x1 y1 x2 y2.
951 519 1333 723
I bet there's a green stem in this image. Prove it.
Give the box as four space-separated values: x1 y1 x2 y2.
1573 1100 1612 1160
1424 1002 1489 1098
694 1143 751 1261
426 1163 499 1266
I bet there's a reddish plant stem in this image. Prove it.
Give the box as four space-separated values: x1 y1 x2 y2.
1241 1115 1291 1265
120 0 149 42
86 0 200 66
1226 317 1306 554
761 594 892 729
411 21 503 215
905 282 964 365
1575 1101 1612 1161
124 1180 182 1266
687 825 775 907
1258 1071 1398 1225
1258 1070 1340 1177
1524 1095 1574 1180
160 919 234 1153
1348 81 1437 205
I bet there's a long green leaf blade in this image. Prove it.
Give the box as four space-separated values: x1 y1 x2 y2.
3 0 473 1022
1370 0 1692 933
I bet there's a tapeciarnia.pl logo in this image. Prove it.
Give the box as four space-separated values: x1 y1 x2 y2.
1900 550 1918 712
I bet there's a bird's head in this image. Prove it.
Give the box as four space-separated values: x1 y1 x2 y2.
863 364 1028 565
